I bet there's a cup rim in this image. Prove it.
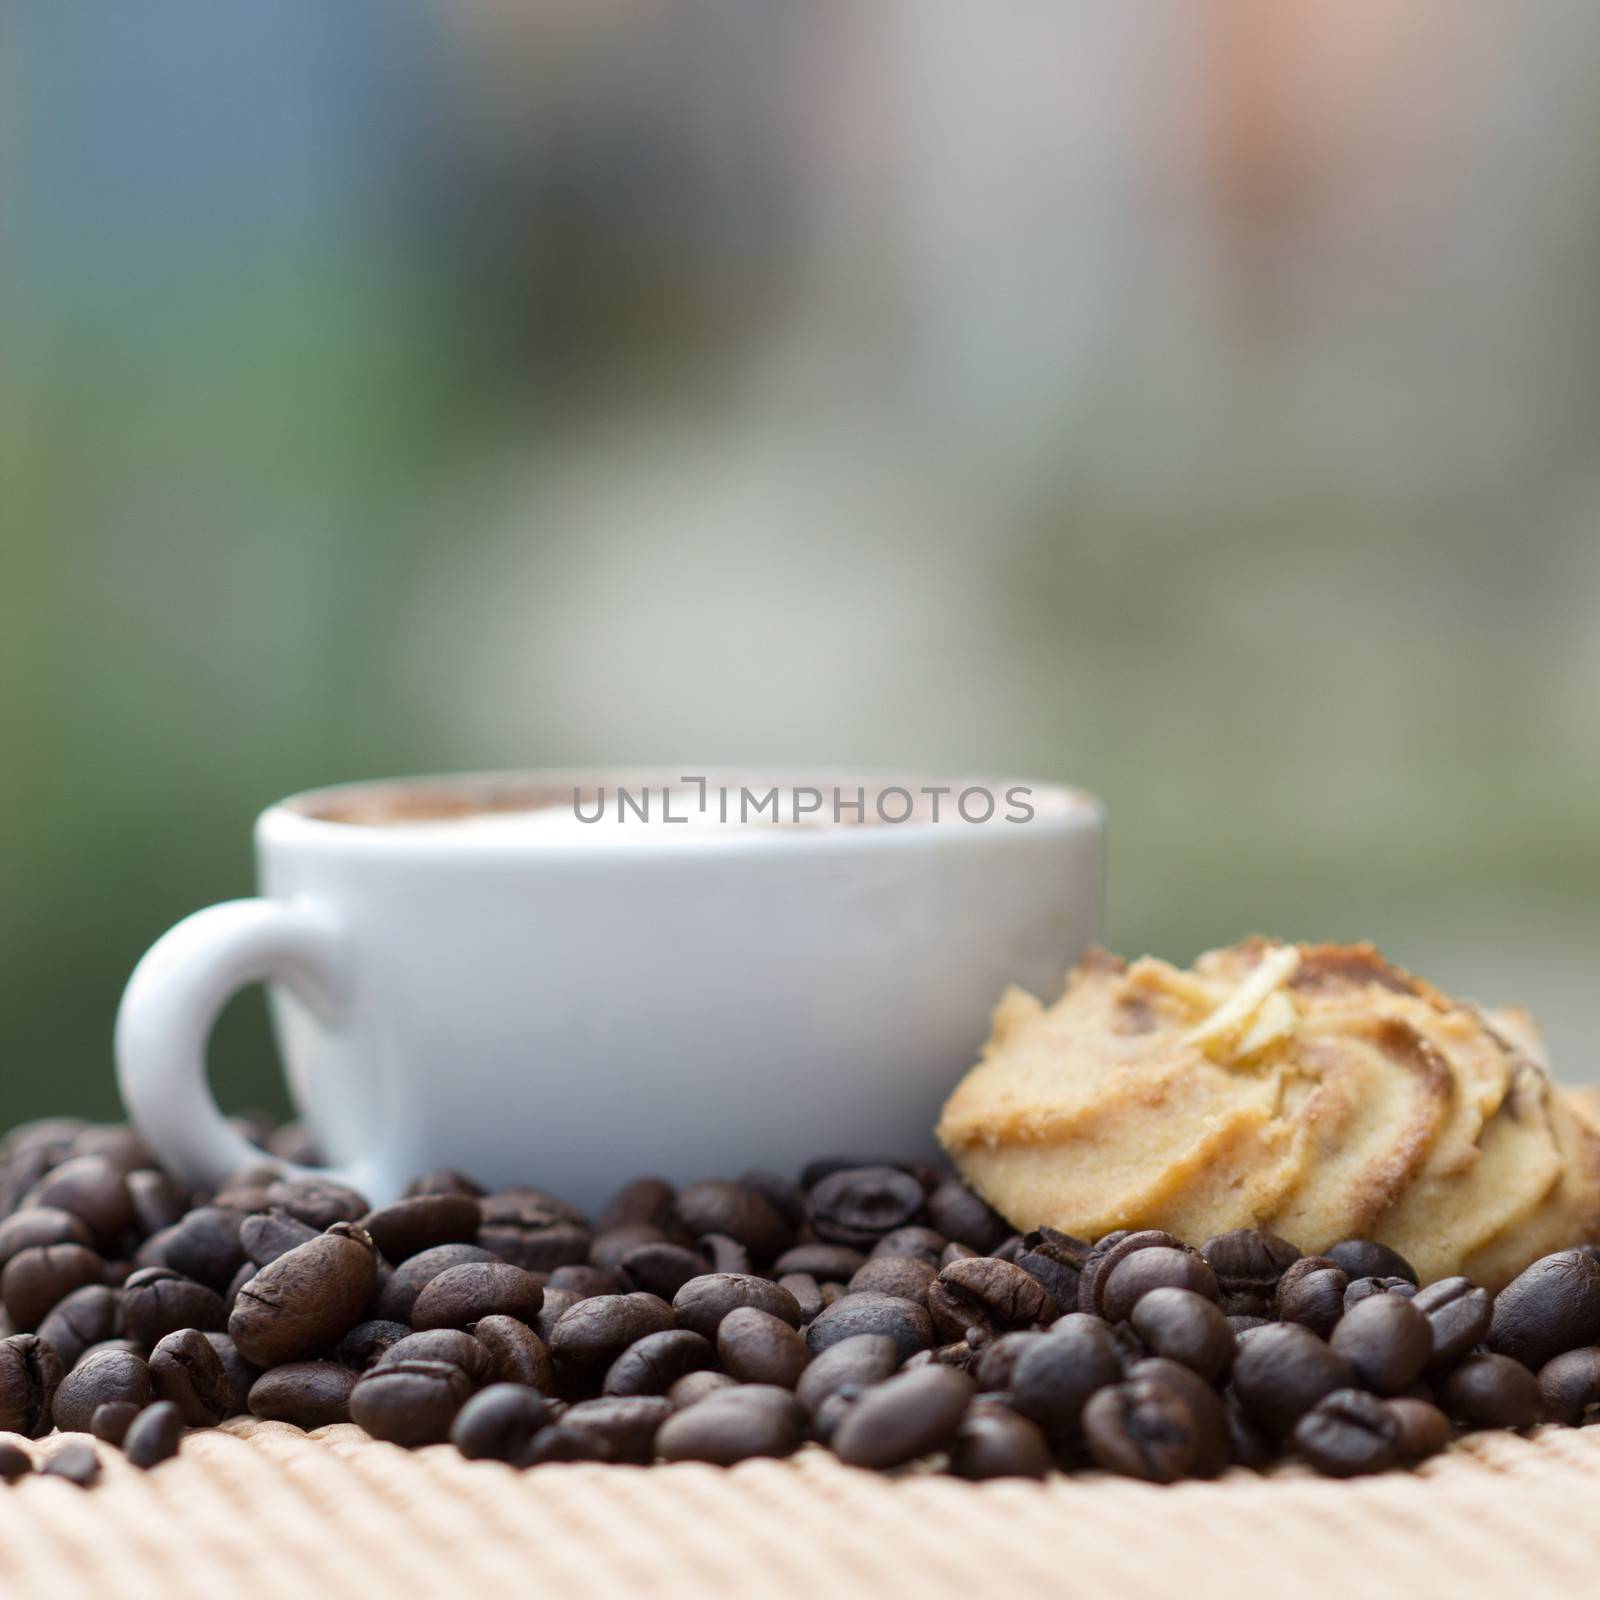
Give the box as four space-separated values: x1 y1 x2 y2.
257 768 1102 857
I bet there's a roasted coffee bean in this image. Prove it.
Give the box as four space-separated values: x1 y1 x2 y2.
52 1348 153 1432
211 1177 275 1213
1330 1294 1432 1394
239 1213 320 1269
126 1169 187 1237
149 1328 231 1425
869 1228 948 1266
1100 1247 1219 1323
928 1256 1055 1343
771 1244 869 1280
698 1233 752 1276
358 1195 481 1261
0 1439 31 1480
377 1243 499 1323
656 1385 804 1464
1231 1322 1355 1435
122 1267 227 1345
477 1218 593 1276
1015 1241 1083 1316
1129 1358 1228 1477
925 1180 1011 1254
248 1361 358 1427
1221 1294 1273 1319
37 1285 120 1369
24 1157 133 1246
379 1330 497 1389
932 1338 976 1372
805 1292 935 1365
778 1273 824 1323
547 1265 620 1298
549 1293 676 1367
1109 1318 1148 1371
477 1190 591 1274
471 1315 554 1390
800 1154 910 1188
228 1223 378 1367
0 1333 64 1435
603 1328 714 1397
948 1409 1052 1480
669 1370 738 1409
1293 1388 1401 1477
718 1307 811 1389
674 1181 792 1261
1411 1277 1494 1372
335 1319 412 1372
124 1400 183 1469
1224 1391 1279 1471
1274 1257 1349 1338
1389 1397 1452 1461
85 1394 141 1446
1077 1231 1183 1318
972 1329 1044 1392
350 1359 473 1446
0 1207 94 1271
738 1169 806 1231
2 1243 103 1330
1009 1316 1123 1440
547 1396 671 1464
534 1287 581 1344
76 1339 144 1364
263 1178 368 1232
1082 1376 1199 1483
1439 1353 1543 1430
808 1388 859 1445
411 1262 543 1331
831 1365 973 1468
1129 1288 1233 1383
589 1224 671 1277
620 1241 712 1300
198 1333 256 1416
1488 1250 1600 1371
807 1167 925 1250
848 1257 937 1306
404 1169 485 1200
596 1176 677 1234
1343 1276 1417 1311
1227 1316 1273 1337
1325 1240 1418 1287
1536 1347 1600 1425
43 1440 100 1487
1200 1229 1300 1299
451 1383 555 1462
794 1333 899 1413
672 1274 801 1341
152 1205 245 1291
223 1260 257 1312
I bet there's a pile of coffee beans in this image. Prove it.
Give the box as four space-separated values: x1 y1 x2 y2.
2 1116 1599 1486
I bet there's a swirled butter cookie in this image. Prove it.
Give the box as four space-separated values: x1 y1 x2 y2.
936 940 1600 1288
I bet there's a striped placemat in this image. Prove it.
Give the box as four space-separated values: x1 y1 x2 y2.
0 1420 1594 1599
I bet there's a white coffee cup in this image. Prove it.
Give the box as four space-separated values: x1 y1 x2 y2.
115 771 1102 1207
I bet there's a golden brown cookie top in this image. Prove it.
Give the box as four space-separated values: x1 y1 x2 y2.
936 940 1600 1288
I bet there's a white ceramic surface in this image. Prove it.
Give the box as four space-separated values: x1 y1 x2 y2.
115 771 1102 1207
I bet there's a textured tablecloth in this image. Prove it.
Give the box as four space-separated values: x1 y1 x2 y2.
0 1420 1592 1599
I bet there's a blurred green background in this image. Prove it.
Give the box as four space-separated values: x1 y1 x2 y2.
2 0 1598 1129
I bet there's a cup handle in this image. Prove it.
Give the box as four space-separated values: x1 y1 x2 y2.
115 898 357 1193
